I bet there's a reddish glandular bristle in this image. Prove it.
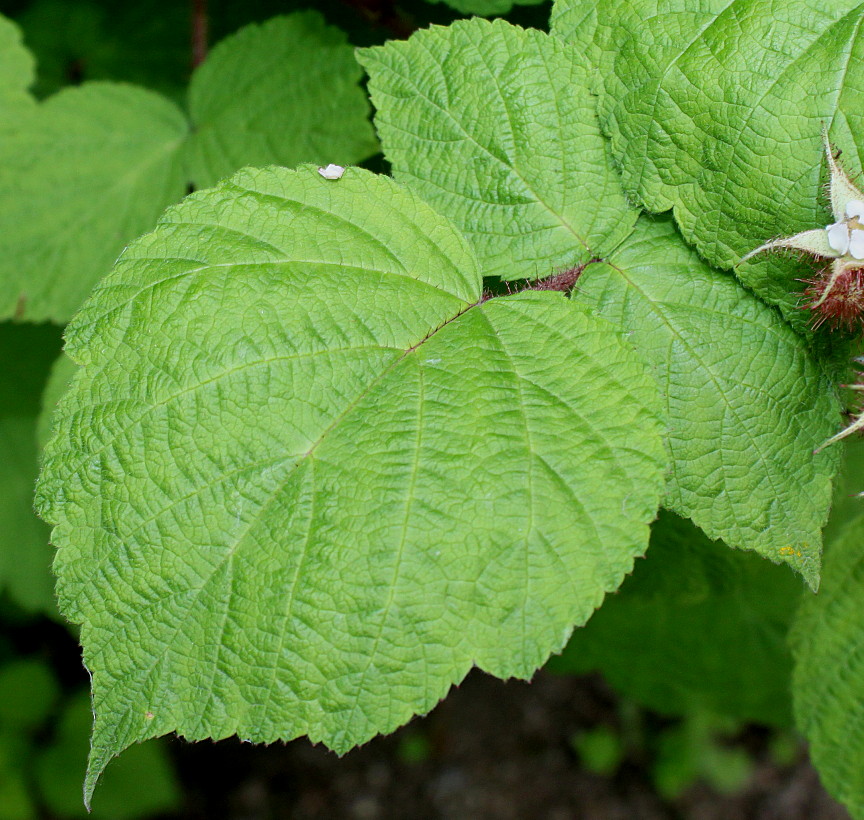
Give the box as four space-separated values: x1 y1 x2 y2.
802 267 864 331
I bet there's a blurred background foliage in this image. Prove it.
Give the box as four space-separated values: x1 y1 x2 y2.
0 0 859 816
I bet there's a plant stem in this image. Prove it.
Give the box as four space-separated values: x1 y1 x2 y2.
191 0 209 69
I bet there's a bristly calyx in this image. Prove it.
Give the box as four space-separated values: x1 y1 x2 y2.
741 130 864 454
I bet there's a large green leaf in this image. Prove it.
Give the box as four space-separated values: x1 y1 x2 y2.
185 12 377 188
0 323 63 614
791 511 864 819
573 216 840 583
359 19 637 283
547 510 802 726
551 0 864 324
0 11 377 323
37 166 667 801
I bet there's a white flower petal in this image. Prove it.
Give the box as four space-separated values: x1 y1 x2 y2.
318 164 345 180
849 229 864 260
827 222 850 254
847 200 864 221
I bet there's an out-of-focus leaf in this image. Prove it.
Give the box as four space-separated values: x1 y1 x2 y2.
0 323 62 614
791 510 864 819
0 11 377 322
186 12 378 188
423 0 547 17
0 83 189 322
0 658 59 730
548 510 803 726
35 692 180 820
15 0 189 99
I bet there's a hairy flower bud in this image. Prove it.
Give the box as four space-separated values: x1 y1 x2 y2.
741 130 864 457
740 130 864 333
801 266 864 331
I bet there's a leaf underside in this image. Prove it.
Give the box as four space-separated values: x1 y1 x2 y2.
36 166 667 802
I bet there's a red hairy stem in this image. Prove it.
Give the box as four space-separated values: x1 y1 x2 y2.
801 267 864 332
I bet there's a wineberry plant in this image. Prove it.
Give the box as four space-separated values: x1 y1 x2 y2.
5 0 864 815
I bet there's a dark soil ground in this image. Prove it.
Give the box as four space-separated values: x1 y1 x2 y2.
164 670 851 820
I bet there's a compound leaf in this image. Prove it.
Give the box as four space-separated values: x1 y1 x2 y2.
574 216 840 583
359 19 637 283
185 12 378 188
791 511 864 819
552 0 864 324
37 166 667 802
548 510 802 727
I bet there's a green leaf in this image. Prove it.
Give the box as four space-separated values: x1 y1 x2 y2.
359 19 637 283
37 166 666 802
551 0 864 324
0 658 60 731
37 353 77 452
548 511 802 726
0 14 35 112
0 11 377 323
422 0 547 16
573 216 839 581
0 83 189 322
548 0 602 62
651 711 753 799
0 322 63 614
185 12 378 188
791 511 864 819
0 741 36 820
821 435 864 547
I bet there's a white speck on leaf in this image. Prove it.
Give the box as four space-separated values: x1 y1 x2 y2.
318 164 345 180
